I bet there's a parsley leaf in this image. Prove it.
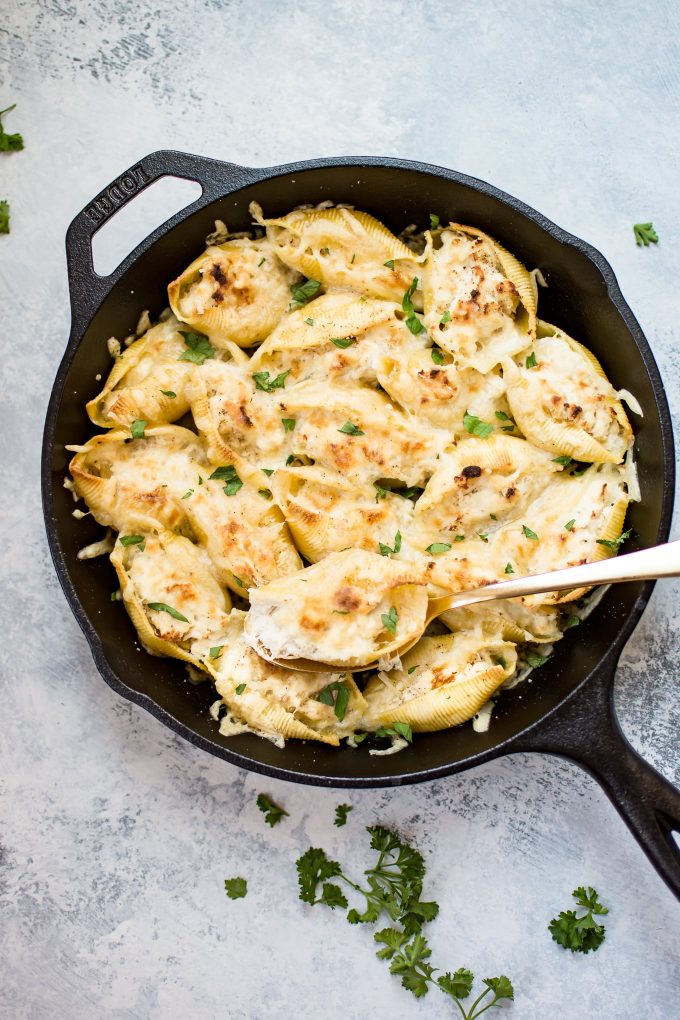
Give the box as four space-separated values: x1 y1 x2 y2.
224 877 247 899
633 222 658 247
526 651 550 668
331 336 355 348
425 542 451 554
438 968 514 1015
304 317 314 326
552 455 572 466
209 465 243 496
525 351 537 369
440 309 451 325
376 721 413 743
209 646 223 659
431 347 445 365
402 277 425 335
178 330 215 365
119 534 145 548
338 420 364 436
160 389 176 398
147 602 189 622
379 531 402 557
0 104 24 152
564 614 580 629
262 468 275 477
495 410 511 421
596 528 632 552
387 933 434 998
316 680 351 722
256 793 288 827
564 519 576 531
549 886 608 953
181 489 193 499
334 804 353 827
504 562 514 574
522 524 539 540
252 369 290 392
290 278 321 308
296 847 345 907
281 417 296 432
130 418 147 439
384 259 395 270
0 199 9 234
463 410 493 438
381 606 399 635
235 683 246 695
429 213 440 229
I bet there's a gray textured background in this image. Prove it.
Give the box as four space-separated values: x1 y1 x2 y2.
1 1 679 1017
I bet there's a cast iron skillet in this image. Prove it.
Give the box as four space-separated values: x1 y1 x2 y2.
42 150 680 897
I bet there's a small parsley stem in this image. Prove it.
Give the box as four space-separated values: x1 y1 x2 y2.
470 992 497 1018
453 999 469 1020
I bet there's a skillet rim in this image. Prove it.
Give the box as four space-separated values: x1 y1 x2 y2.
41 152 676 787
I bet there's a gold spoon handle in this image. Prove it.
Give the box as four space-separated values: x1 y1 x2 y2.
427 539 680 619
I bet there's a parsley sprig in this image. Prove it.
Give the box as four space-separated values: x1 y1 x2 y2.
252 369 290 392
596 527 632 553
549 886 608 953
178 330 215 365
256 793 288 827
0 104 24 151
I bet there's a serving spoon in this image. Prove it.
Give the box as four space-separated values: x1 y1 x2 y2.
259 540 680 674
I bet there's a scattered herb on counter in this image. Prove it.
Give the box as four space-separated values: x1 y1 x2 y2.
334 804 353 827
379 531 402 557
290 278 321 308
0 199 9 234
463 411 493 438
147 602 189 622
633 222 658 247
178 330 215 365
224 877 248 900
0 104 24 151
549 886 608 953
257 793 289 828
596 528 632 553
130 418 148 439
253 369 290 392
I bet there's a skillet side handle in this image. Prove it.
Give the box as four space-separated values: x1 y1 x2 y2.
65 149 257 333
512 652 680 900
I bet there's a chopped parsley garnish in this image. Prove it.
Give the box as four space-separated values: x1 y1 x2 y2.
334 804 353 827
209 465 243 495
160 389 176 398
338 420 364 436
379 531 402 557
552 455 572 466
430 347 445 365
290 278 321 308
178 330 215 365
526 651 550 668
522 524 539 540
262 468 275 476
463 410 493 438
0 104 24 151
402 277 425 336
453 534 465 542
525 351 537 369
0 200 9 234
256 793 288 827
381 606 399 635
495 410 511 421
281 417 296 432
320 246 330 256
350 253 356 264
504 562 514 574
209 646 223 659
407 665 418 674
252 369 290 392
257 256 266 267
384 259 395 270
596 527 632 552
130 418 147 439
633 222 658 247
439 309 451 325
224 877 247 900
478 533 489 543
119 534 145 548
429 213 440 229
147 602 189 622
425 542 451 554
316 680 351 722
331 336 355 348
564 615 580 629
181 489 193 499
304 317 314 326
286 454 296 465
489 513 497 520
501 425 515 432
235 683 246 695
375 722 412 743
549 886 608 953
572 462 591 476
564 519 576 531
232 574 246 588
258 488 272 500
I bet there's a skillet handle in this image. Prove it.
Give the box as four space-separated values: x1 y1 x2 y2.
511 649 680 899
65 149 257 332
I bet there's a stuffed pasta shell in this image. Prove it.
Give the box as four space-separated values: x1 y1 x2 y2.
422 224 536 372
168 237 300 347
503 322 633 463
251 202 422 304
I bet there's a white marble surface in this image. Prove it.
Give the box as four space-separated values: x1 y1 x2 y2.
1 1 679 1017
